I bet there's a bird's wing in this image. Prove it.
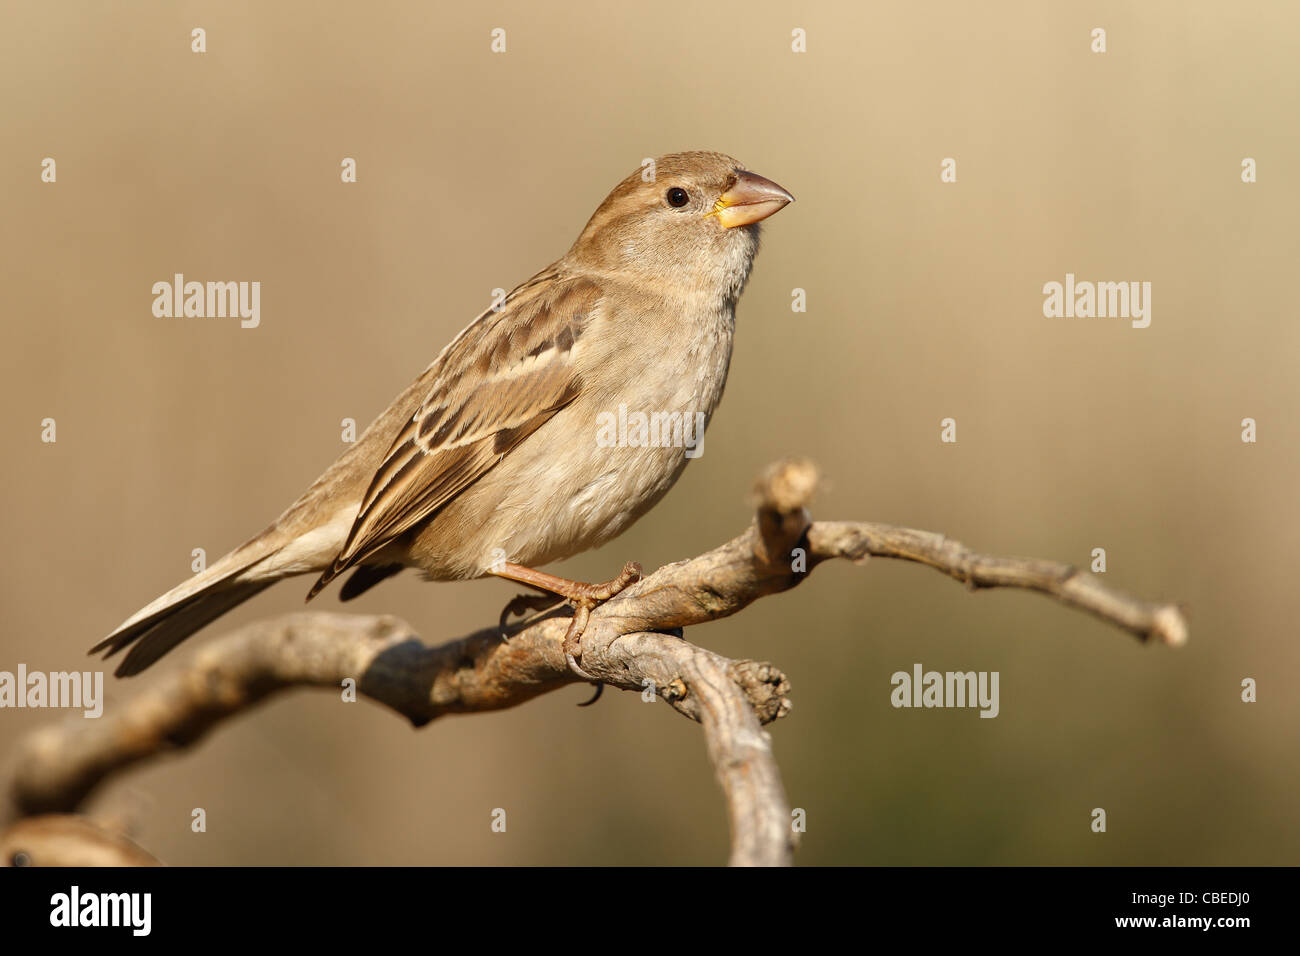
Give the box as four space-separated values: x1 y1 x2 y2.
308 269 600 597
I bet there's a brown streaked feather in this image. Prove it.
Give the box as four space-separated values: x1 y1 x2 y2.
307 272 598 598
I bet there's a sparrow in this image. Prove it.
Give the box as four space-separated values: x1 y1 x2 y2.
91 151 794 678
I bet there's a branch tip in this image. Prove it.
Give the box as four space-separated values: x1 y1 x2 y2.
753 457 820 515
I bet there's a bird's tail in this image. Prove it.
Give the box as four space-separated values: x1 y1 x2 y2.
89 536 288 677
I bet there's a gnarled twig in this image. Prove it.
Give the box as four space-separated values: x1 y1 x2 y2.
7 458 1186 866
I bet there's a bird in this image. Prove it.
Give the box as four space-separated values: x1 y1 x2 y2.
91 150 794 678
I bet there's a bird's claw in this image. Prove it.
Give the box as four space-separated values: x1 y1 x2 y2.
560 561 642 679
498 592 563 642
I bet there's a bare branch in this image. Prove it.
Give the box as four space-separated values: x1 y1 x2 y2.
0 814 162 867
590 458 1186 647
803 522 1188 647
9 614 793 833
7 457 1185 866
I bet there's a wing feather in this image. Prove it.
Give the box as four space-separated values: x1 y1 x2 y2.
307 272 598 597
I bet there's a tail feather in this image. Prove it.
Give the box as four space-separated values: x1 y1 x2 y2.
91 535 287 676
109 578 275 677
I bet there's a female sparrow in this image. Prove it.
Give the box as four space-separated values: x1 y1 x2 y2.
92 150 793 677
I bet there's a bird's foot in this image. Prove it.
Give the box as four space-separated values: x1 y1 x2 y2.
489 560 642 678
556 561 641 677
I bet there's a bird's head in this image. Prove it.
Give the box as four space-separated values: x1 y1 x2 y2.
566 150 794 299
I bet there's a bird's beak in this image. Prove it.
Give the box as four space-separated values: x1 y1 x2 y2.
709 170 795 228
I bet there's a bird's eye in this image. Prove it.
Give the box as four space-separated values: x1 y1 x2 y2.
11 851 32 867
666 187 689 208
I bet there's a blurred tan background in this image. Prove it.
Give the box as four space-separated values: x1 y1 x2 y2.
2 0 1297 864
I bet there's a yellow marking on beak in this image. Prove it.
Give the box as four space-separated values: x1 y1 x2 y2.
705 171 794 229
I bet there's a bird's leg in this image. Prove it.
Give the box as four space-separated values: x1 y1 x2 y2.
489 561 642 678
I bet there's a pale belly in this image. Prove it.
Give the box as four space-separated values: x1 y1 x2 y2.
408 320 734 579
